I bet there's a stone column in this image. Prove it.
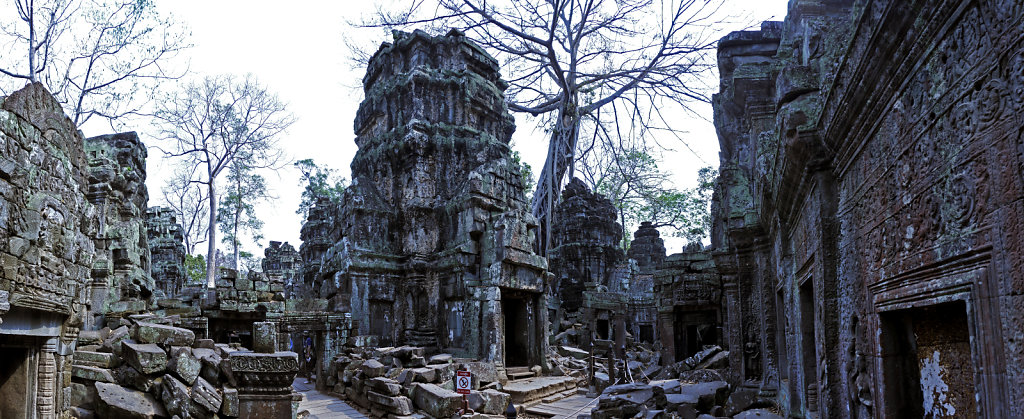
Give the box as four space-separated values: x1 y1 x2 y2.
227 323 299 419
36 338 58 419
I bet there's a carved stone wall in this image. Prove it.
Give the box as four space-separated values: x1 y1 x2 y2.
712 1 1024 417
303 30 548 368
0 82 96 419
654 249 720 365
263 241 302 298
146 206 185 298
548 178 624 340
85 131 152 326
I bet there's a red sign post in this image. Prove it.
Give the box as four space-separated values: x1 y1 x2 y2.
456 370 473 414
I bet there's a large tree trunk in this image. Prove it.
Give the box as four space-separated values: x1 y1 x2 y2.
206 182 217 288
530 105 580 256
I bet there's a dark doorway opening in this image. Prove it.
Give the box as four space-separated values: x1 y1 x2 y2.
799 280 818 414
879 300 976 418
638 325 654 343
596 319 610 340
502 294 532 367
673 308 718 361
369 301 393 346
0 346 33 418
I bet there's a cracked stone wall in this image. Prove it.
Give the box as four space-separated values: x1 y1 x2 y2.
85 131 152 327
146 206 186 299
303 30 548 369
0 82 96 419
712 0 1024 417
548 177 625 345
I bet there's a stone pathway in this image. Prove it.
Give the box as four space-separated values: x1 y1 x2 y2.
525 394 599 419
294 378 368 419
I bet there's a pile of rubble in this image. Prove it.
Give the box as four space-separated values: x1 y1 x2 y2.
325 346 518 418
654 346 729 382
589 376 781 419
69 317 295 418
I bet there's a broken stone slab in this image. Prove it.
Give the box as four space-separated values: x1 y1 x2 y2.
733 408 785 419
428 353 452 365
367 390 414 415
678 381 729 412
221 386 239 417
72 365 116 383
649 379 682 393
461 362 500 388
160 373 199 418
101 326 131 355
694 350 728 370
361 358 389 378
69 406 95 419
558 346 589 360
252 321 278 353
410 367 438 383
122 342 168 374
133 322 195 347
723 386 759 416
677 369 725 384
113 365 161 393
74 350 118 369
191 376 222 414
367 377 403 396
410 383 462 419
69 382 97 409
94 381 169 419
168 346 202 385
467 389 511 415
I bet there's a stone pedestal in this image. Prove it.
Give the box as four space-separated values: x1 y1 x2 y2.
226 324 299 419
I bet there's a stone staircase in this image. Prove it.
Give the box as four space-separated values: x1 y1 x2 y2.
502 376 578 406
505 366 536 381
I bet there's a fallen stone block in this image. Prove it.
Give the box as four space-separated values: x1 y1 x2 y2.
69 406 95 419
113 365 160 393
72 365 115 383
101 326 131 355
122 342 168 374
361 358 389 378
221 386 239 417
410 367 438 383
467 389 511 414
133 322 195 347
94 381 168 419
428 353 452 365
733 408 785 419
168 347 202 385
558 346 589 360
411 383 461 418
69 382 97 409
191 376 222 414
74 350 118 369
367 377 403 396
679 381 729 411
367 390 414 415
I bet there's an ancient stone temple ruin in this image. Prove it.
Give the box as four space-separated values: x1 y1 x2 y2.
85 131 153 328
0 82 95 419
262 241 302 298
304 30 549 369
147 206 187 298
548 178 626 348
711 0 1024 417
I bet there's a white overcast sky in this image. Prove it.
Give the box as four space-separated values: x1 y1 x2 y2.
110 0 789 258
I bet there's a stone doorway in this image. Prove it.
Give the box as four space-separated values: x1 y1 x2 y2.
0 345 35 418
879 300 977 418
672 308 718 361
501 290 540 368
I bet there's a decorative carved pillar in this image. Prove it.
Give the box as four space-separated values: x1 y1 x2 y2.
36 338 58 419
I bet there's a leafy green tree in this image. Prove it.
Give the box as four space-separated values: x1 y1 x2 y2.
294 158 347 219
217 157 270 271
184 254 206 286
588 148 715 247
511 150 535 202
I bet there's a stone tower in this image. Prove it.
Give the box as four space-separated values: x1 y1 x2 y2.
309 30 548 368
146 206 186 298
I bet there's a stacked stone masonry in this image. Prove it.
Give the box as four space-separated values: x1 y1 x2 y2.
711 0 1024 417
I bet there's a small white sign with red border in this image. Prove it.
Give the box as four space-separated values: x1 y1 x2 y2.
456 371 471 394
